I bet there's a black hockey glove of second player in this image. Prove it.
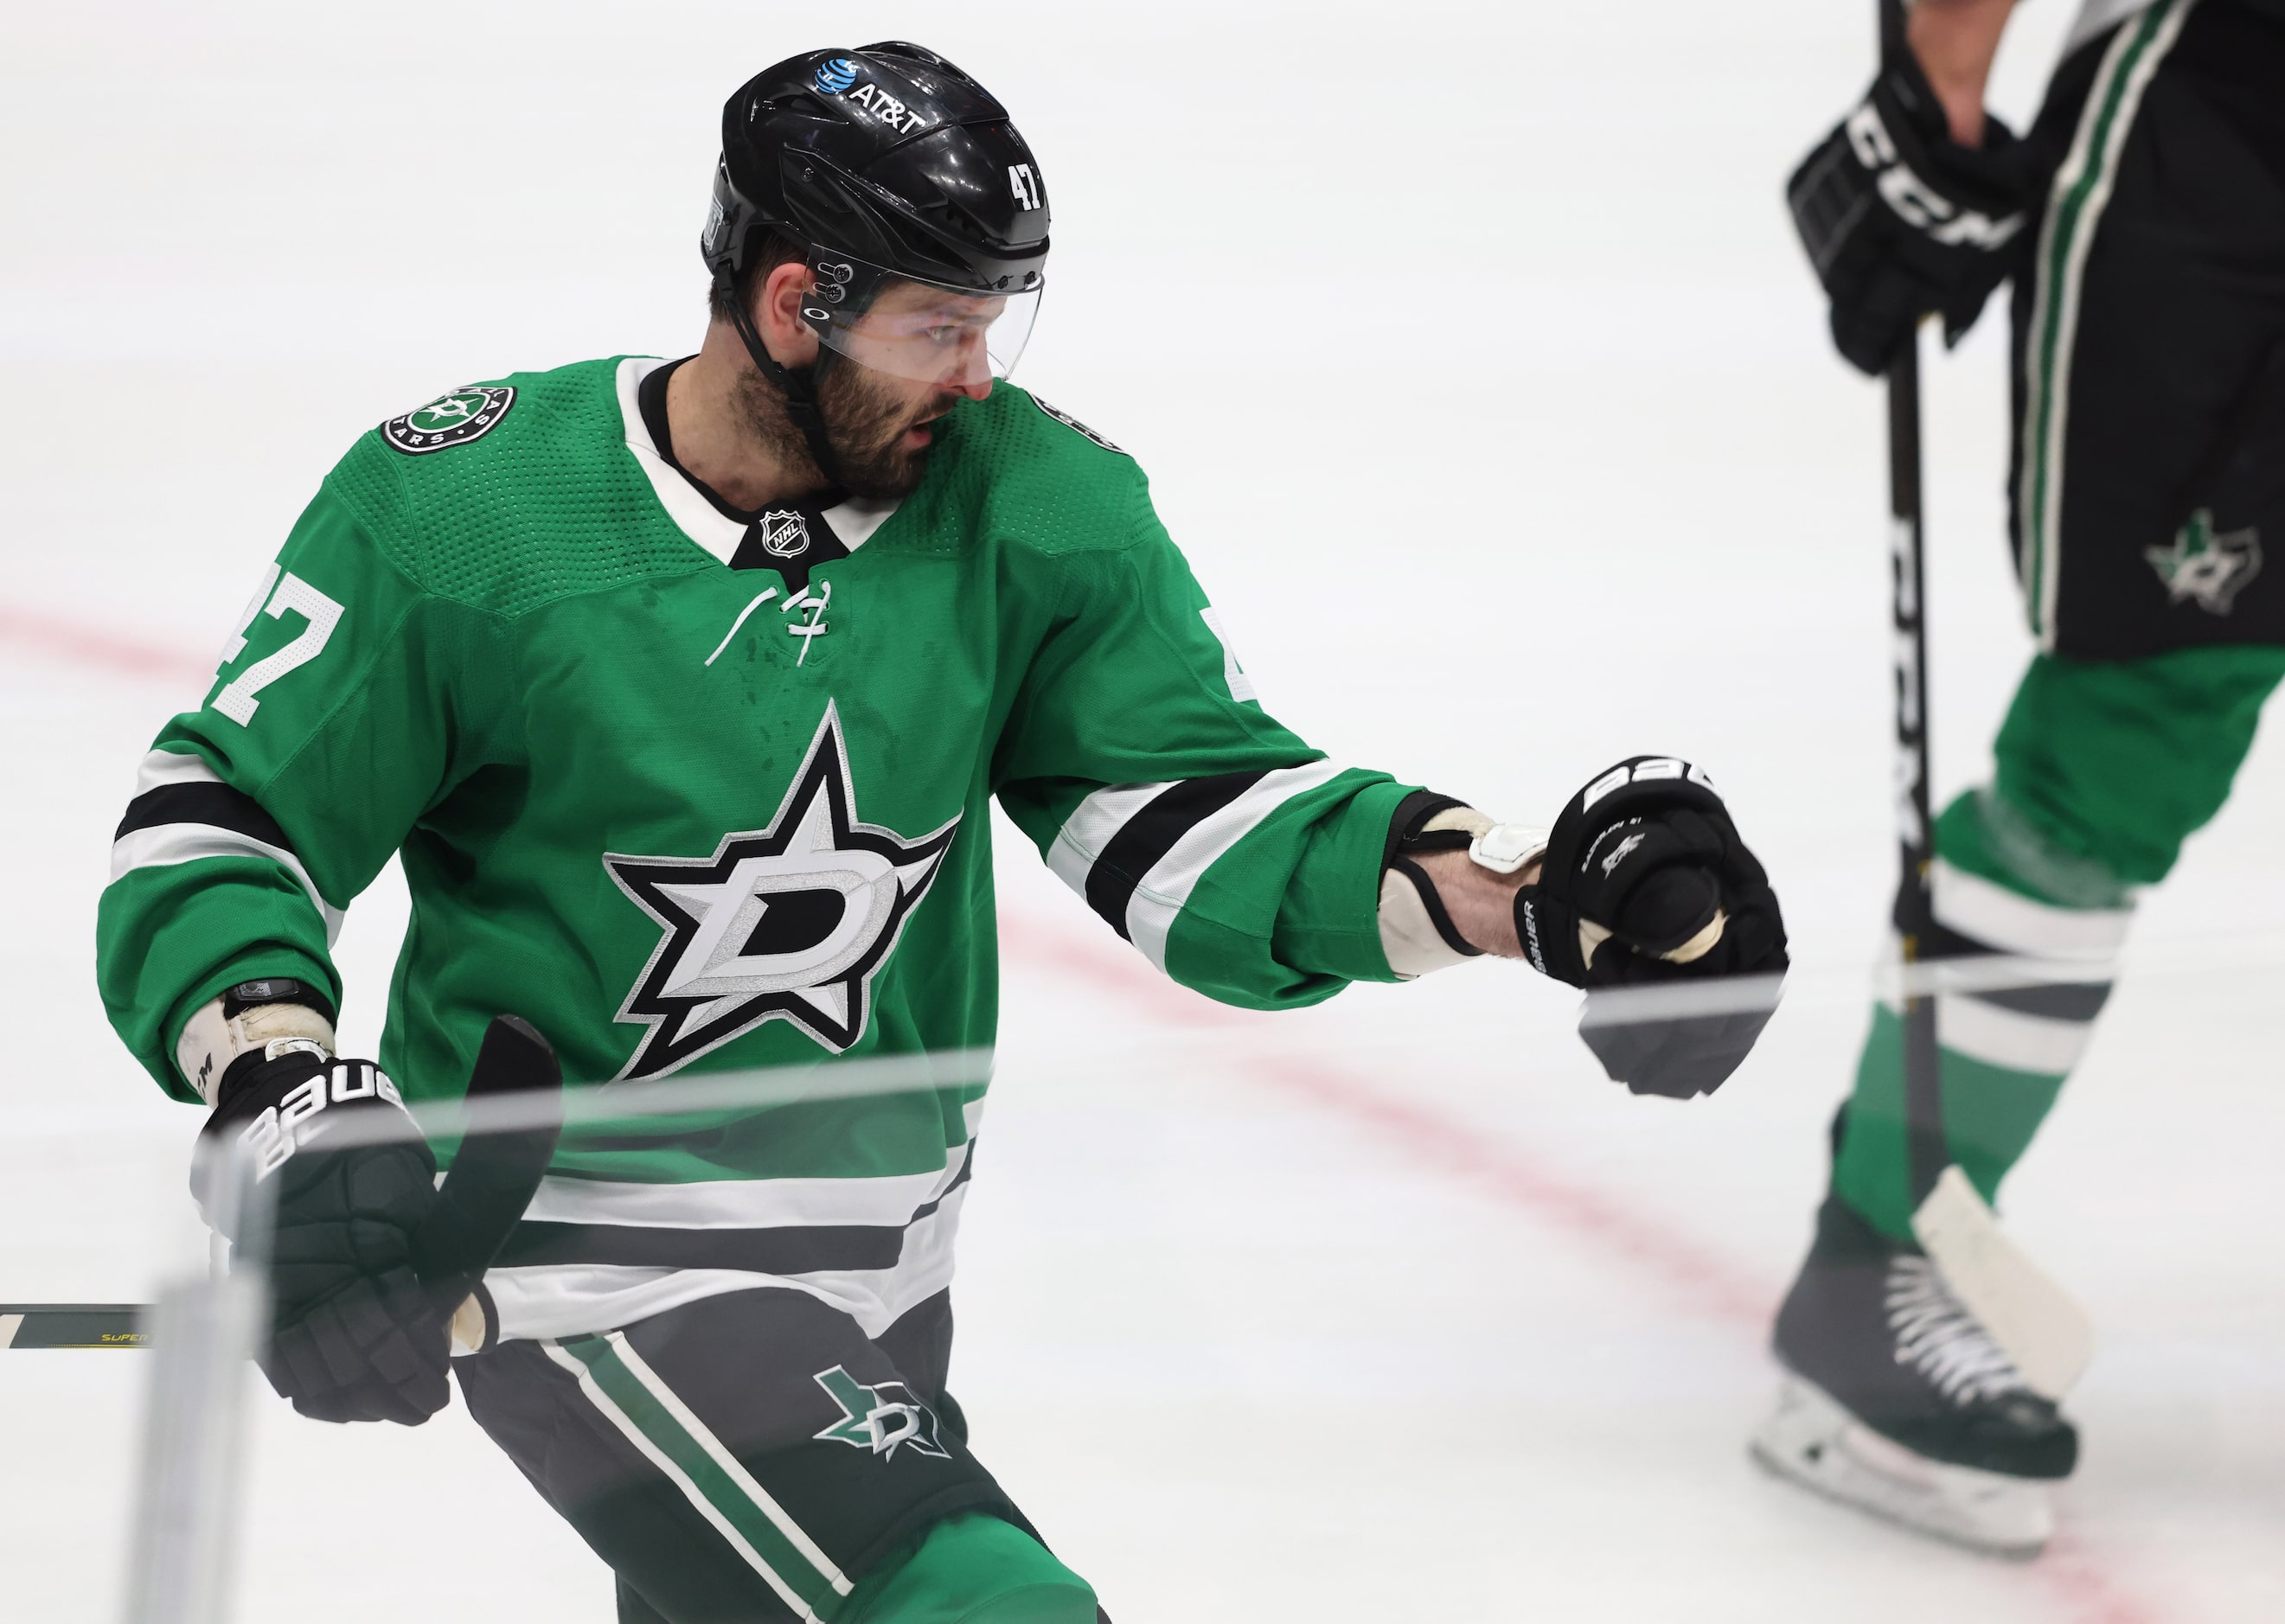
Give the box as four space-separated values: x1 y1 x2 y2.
1515 758 1788 1099
193 1013 562 1425
1787 36 2039 374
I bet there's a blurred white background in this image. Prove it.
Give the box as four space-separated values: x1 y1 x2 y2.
3 2 2279 1620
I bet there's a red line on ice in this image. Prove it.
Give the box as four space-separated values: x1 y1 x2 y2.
996 906 2169 1624
0 606 209 686
1000 911 1772 1326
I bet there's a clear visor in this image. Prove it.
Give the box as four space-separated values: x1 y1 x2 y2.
800 265 1043 387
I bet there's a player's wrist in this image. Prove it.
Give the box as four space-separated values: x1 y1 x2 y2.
176 978 338 1107
1404 848 1531 959
1905 0 2015 147
1378 796 1549 972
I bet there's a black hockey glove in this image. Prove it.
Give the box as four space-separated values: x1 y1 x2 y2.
195 1047 450 1424
1515 758 1788 1098
192 1014 564 1427
1787 43 2036 375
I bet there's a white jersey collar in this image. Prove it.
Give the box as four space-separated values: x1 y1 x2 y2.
614 356 901 565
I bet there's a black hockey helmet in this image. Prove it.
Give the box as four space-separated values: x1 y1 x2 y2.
707 42 1048 299
701 42 1049 468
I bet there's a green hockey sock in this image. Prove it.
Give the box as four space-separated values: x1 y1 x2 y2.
835 1512 1098 1624
1831 647 2285 1239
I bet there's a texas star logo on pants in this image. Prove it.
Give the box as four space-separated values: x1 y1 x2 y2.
602 705 959 1078
810 1365 950 1462
2146 508 2262 616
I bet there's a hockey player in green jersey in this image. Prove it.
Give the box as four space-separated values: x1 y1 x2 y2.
97 42 1789 1623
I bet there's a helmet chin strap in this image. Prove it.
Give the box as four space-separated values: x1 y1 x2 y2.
715 265 846 496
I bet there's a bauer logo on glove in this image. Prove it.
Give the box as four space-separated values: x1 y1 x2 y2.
229 1059 407 1182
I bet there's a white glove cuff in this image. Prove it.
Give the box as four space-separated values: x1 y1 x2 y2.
1378 808 1551 979
1379 868 1478 978
1468 822 1550 876
176 996 337 1106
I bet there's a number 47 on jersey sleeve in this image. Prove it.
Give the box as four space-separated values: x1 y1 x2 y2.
209 563 345 726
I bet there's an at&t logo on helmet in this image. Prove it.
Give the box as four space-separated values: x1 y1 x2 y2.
813 57 858 94
843 81 930 136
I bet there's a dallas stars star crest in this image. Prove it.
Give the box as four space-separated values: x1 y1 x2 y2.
603 705 960 1078
2146 507 2262 616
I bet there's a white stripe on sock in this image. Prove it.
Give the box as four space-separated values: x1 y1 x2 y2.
1938 995 2094 1076
1931 860 2131 958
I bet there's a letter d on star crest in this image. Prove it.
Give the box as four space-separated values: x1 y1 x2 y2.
602 705 960 1078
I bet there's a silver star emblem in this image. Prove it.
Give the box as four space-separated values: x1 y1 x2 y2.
2146 508 2262 616
603 705 959 1077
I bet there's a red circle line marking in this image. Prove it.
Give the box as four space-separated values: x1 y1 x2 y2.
998 907 2170 1624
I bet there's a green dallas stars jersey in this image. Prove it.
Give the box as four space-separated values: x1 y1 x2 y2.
96 355 1420 1339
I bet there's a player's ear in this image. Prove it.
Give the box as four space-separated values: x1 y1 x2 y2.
754 261 821 368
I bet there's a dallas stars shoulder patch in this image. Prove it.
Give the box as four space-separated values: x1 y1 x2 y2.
602 704 960 1079
381 385 515 455
1030 394 1126 456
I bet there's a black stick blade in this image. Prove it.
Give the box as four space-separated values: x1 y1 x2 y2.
409 1014 564 1310
0 1305 148 1349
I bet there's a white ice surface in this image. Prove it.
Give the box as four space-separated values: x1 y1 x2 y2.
3 2 2282 1620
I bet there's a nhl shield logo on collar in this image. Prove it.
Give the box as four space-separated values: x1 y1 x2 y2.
381 386 515 455
757 509 810 558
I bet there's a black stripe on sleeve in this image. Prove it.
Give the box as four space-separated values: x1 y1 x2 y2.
114 782 296 851
1082 770 1268 940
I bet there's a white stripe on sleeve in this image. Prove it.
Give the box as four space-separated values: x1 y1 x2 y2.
1124 759 1348 972
108 823 347 946
133 747 224 795
1045 780 1172 897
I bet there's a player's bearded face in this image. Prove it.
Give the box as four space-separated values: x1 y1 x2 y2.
733 348 953 502
812 361 950 499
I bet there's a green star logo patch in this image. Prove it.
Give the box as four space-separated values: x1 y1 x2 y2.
381 385 515 455
811 1365 949 1462
2145 508 2261 616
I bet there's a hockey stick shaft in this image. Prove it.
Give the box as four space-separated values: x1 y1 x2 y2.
4 1017 565 1353
0 1304 146 1348
1891 327 1944 1204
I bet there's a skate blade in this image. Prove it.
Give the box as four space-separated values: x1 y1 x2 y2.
1750 1376 2054 1558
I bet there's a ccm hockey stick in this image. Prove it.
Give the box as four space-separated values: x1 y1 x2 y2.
1887 320 2093 1397
1 1014 563 1353
1888 323 1943 1207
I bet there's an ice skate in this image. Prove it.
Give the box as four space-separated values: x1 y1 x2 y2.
1751 1198 2076 1557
